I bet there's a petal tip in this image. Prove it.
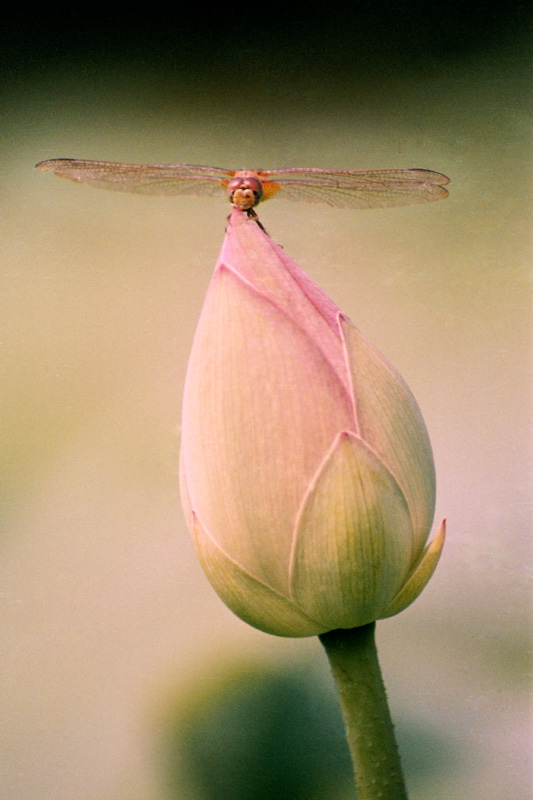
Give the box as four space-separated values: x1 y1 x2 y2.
434 518 446 547
379 517 446 619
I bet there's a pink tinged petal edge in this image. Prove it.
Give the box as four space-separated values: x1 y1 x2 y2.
224 207 341 332
289 431 414 630
180 263 354 595
220 208 350 394
191 509 328 637
380 518 446 618
339 314 436 556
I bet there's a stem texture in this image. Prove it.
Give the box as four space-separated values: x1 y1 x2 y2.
319 623 408 800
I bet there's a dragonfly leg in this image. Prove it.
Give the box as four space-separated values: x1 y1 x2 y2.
226 207 269 236
246 208 268 234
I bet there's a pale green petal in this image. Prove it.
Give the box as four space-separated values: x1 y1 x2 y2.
380 519 446 618
192 512 327 638
289 432 414 629
340 315 435 555
181 265 354 595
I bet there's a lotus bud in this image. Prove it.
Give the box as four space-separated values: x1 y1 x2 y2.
180 207 445 637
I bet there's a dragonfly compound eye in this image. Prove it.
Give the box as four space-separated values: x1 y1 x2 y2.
227 176 263 210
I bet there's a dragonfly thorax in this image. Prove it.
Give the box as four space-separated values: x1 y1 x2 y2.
226 173 263 210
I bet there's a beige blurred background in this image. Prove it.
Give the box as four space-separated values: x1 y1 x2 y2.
2 7 531 799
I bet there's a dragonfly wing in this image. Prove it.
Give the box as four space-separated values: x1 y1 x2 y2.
35 159 234 197
261 168 450 209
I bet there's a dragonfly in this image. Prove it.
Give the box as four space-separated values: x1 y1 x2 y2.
35 158 449 222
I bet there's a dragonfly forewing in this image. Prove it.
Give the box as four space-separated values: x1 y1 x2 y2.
35 159 233 196
261 167 449 208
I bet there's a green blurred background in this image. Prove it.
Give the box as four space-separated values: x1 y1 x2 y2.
2 5 531 799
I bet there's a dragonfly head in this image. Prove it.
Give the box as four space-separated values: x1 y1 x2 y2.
227 174 263 210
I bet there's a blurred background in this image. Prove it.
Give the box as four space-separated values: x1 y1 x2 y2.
1 4 531 798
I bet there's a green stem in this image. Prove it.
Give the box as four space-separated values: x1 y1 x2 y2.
319 623 408 800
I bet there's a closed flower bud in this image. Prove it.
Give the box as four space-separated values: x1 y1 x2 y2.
180 208 445 637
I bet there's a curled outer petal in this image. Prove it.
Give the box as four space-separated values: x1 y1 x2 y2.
380 519 446 618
